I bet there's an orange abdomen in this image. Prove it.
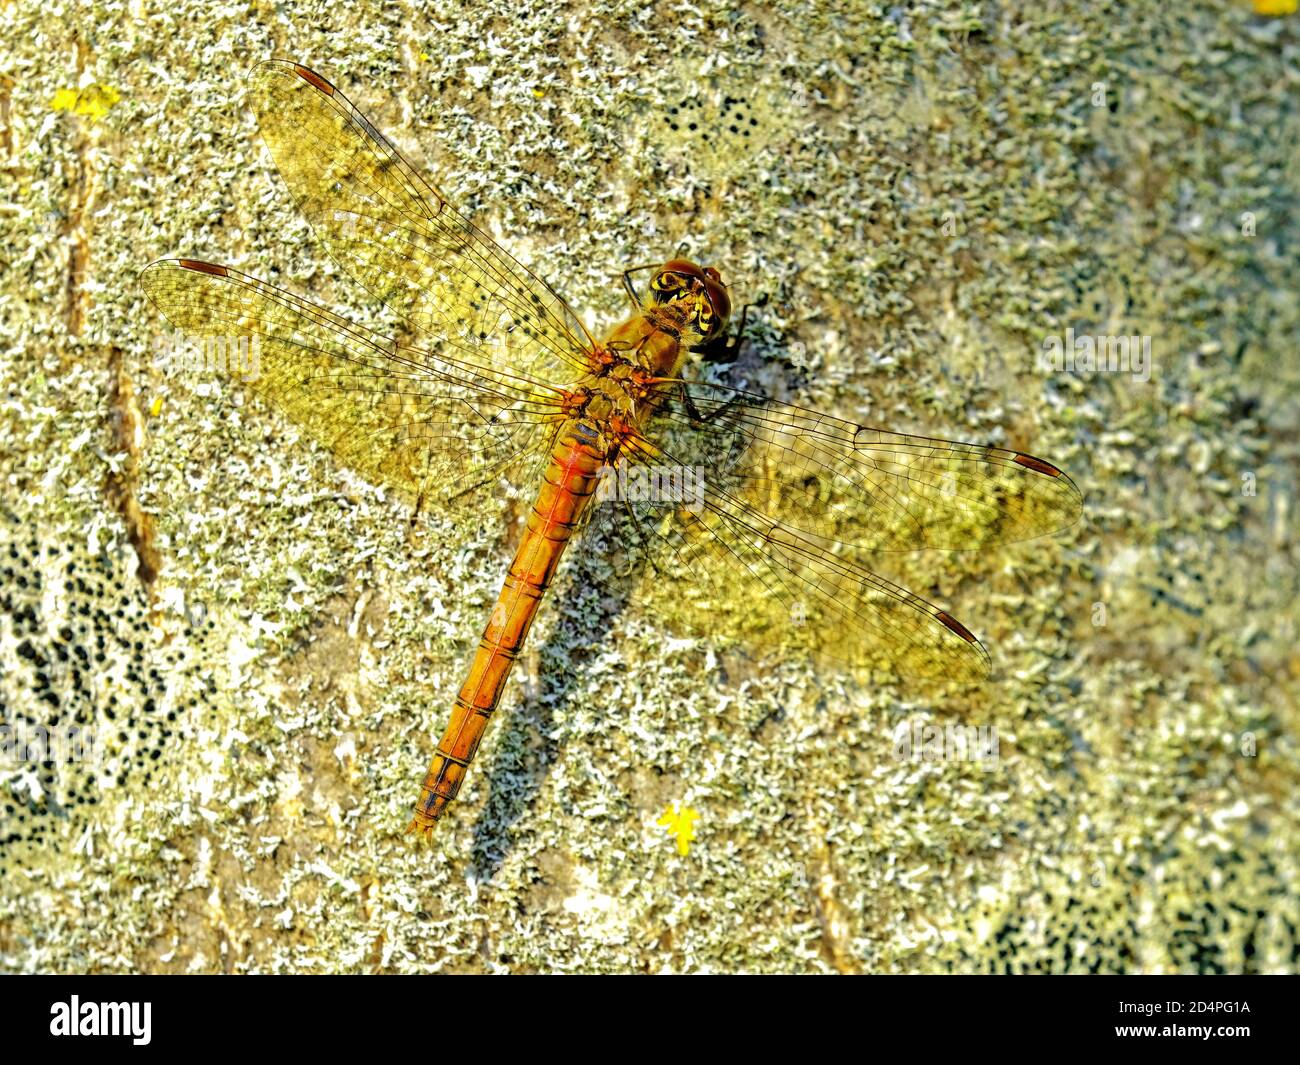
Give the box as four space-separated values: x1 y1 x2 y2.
407 422 606 835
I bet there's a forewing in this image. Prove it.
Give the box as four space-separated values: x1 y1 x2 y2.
141 259 568 505
656 380 1083 552
246 61 595 383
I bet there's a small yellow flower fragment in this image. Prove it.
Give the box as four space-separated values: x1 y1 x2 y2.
50 84 122 122
657 803 700 856
150 396 164 417
1253 0 1296 14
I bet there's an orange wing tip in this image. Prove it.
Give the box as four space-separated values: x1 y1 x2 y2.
1013 453 1063 477
935 611 977 644
177 259 228 277
293 65 335 96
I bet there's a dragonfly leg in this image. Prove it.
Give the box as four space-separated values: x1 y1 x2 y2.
621 264 660 310
693 293 768 363
676 380 758 428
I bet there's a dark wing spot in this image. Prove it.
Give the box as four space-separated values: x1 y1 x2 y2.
936 611 977 643
178 260 228 277
1013 453 1063 477
293 65 335 96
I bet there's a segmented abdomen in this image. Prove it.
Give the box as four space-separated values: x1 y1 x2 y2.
407 422 607 835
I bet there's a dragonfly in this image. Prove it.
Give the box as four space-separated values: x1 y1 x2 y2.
141 61 1082 838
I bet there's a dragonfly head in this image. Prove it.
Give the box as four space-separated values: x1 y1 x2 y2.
652 259 731 342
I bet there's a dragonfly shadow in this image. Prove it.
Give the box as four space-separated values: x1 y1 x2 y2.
468 549 636 882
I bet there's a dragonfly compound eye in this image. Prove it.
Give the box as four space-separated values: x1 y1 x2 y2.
700 277 731 330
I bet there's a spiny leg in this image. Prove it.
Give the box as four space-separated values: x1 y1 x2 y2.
676 380 760 429
621 264 661 310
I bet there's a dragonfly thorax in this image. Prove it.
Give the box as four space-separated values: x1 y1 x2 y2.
601 313 690 380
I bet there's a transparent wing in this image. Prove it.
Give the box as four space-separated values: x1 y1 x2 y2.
246 60 596 381
582 379 1082 680
589 487 993 681
653 379 1083 552
141 259 570 506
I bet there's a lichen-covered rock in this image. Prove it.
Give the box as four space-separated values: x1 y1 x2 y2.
0 0 1295 973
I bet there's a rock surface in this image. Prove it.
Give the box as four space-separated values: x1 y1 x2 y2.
0 1 1296 973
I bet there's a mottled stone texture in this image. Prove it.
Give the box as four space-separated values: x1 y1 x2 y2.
0 1 1296 972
